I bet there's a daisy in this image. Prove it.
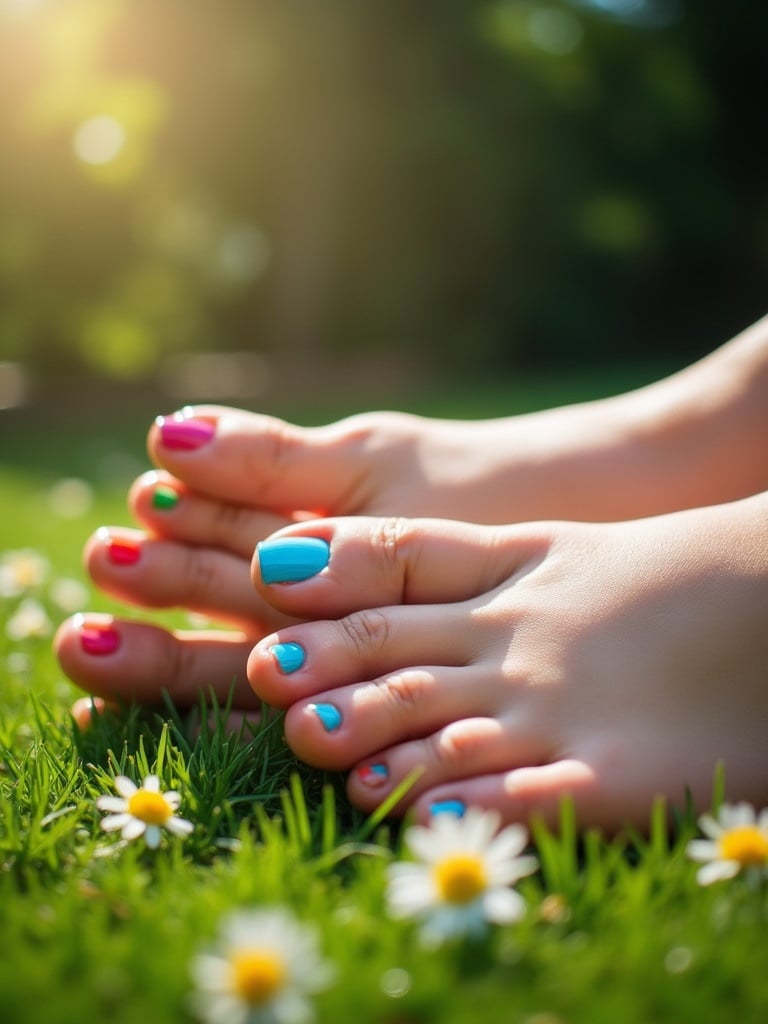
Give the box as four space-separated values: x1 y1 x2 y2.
385 806 538 945
0 548 49 598
189 907 334 1024
5 597 52 640
96 774 194 849
687 801 768 886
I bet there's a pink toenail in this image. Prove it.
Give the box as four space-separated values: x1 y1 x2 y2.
358 763 389 787
78 620 120 656
156 413 215 451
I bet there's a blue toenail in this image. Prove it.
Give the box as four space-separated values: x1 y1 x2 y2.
258 537 330 584
430 799 466 818
310 702 342 732
270 642 306 674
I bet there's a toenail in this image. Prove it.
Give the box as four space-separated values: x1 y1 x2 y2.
151 483 180 510
77 618 120 656
358 763 389 787
258 537 330 584
100 530 141 566
270 641 306 674
156 413 216 451
309 702 342 732
430 799 466 818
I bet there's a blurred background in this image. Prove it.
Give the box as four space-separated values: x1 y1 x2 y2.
0 0 766 424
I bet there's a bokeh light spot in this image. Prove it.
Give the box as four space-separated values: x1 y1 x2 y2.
528 8 583 55
72 115 126 166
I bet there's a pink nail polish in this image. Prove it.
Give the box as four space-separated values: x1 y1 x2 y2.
358 763 389 787
156 414 215 451
80 623 120 656
105 537 141 566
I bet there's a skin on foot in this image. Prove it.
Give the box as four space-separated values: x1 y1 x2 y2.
245 498 768 831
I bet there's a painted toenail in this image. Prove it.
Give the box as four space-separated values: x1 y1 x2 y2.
78 618 120 656
156 413 216 451
151 484 180 510
309 702 342 732
430 799 466 818
270 641 306 674
101 531 141 566
358 763 389 787
258 537 330 584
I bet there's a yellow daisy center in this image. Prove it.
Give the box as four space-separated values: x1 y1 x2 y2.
718 825 768 867
433 853 488 904
231 949 287 1004
127 789 172 825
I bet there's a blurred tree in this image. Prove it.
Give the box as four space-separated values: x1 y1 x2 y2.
0 0 765 389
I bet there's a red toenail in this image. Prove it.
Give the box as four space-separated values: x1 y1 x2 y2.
104 536 141 566
358 763 389 787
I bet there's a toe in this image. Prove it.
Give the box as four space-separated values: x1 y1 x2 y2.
55 614 258 708
129 470 291 560
346 716 554 810
84 526 295 632
252 515 544 619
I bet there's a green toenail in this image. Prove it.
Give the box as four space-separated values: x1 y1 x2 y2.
152 485 180 510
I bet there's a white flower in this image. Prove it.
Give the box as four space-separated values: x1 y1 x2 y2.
385 806 538 945
0 548 50 597
49 576 89 611
96 774 194 849
190 907 334 1024
687 801 768 885
5 597 52 640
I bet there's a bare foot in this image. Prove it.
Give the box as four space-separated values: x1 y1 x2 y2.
245 493 768 831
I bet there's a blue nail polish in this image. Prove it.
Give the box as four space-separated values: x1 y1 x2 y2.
430 799 466 818
258 537 330 584
310 702 342 732
270 641 306 674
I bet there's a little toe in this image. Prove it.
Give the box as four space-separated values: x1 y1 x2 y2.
346 717 553 811
409 760 606 831
55 614 258 709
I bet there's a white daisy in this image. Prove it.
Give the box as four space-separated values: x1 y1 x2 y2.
96 774 194 849
5 597 52 640
687 801 768 886
385 806 538 945
0 548 50 598
190 907 334 1024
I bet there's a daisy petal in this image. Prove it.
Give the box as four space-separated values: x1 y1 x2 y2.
114 776 138 799
95 796 128 813
483 886 526 924
166 816 194 836
100 812 132 833
696 859 740 886
121 818 147 841
144 825 162 848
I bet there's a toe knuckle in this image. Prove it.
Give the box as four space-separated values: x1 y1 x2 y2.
368 515 415 595
428 722 484 772
381 669 428 713
337 608 391 658
183 546 218 604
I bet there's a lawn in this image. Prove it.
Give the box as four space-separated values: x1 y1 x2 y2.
1 366 767 1024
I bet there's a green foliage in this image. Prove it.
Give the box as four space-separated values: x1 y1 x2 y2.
2 405 768 1023
0 0 765 396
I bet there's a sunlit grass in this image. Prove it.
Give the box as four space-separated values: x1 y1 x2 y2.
2 375 767 1023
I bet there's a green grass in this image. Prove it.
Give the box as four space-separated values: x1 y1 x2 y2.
2 367 767 1024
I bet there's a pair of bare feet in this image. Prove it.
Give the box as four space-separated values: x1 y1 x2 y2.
55 316 768 832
